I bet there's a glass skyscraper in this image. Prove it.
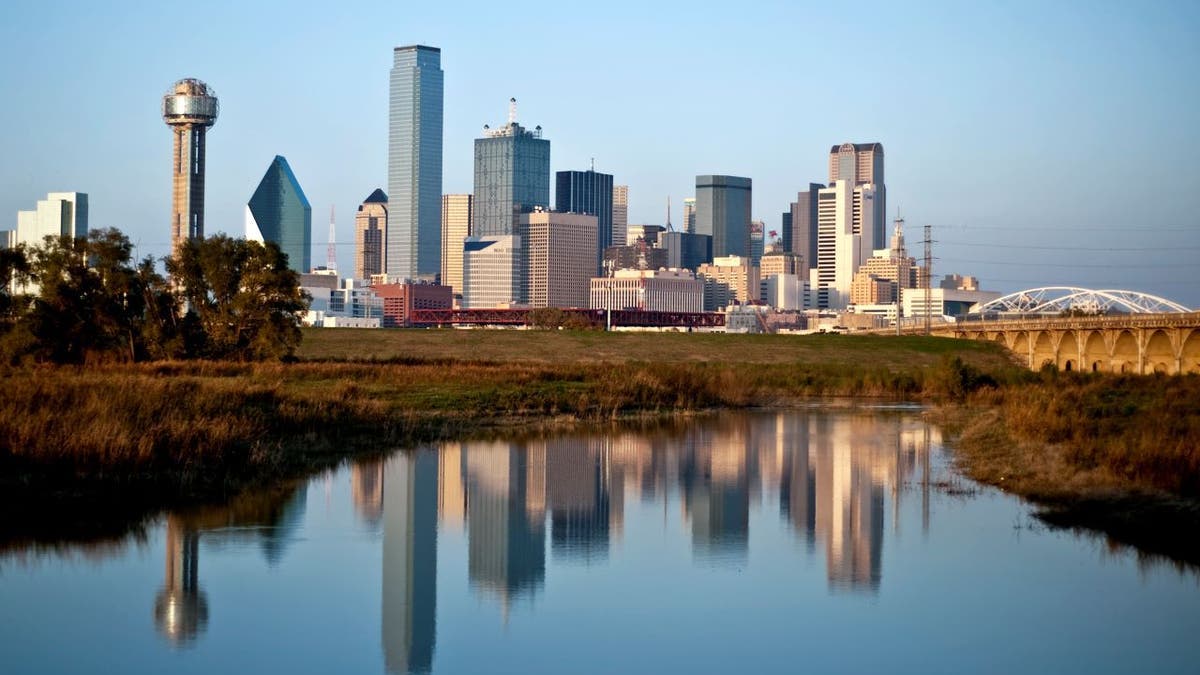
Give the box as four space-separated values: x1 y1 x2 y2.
555 169 612 273
473 118 550 237
246 155 312 273
388 45 444 280
695 175 752 258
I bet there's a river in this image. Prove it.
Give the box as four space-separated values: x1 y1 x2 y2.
1 408 1197 674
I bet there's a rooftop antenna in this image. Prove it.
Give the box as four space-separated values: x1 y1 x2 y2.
508 97 517 125
666 196 673 232
327 205 337 272
590 157 595 171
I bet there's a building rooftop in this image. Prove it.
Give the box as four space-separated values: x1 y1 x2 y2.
394 44 440 52
830 142 884 154
362 188 388 204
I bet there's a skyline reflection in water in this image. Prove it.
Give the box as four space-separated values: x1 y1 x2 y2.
5 409 1197 675
362 410 935 672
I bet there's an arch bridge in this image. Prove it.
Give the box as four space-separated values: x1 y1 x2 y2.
933 288 1200 374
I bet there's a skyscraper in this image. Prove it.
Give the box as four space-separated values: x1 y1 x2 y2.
471 101 549 303
162 78 218 260
388 45 444 280
810 179 876 309
246 155 312 273
473 101 550 237
828 142 885 247
695 175 752 258
789 183 824 278
441 194 472 296
354 189 387 280
682 197 696 235
612 185 628 248
555 169 612 272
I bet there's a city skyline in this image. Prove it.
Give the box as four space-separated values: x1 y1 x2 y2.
0 1 1197 305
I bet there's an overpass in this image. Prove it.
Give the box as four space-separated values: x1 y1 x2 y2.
930 288 1200 374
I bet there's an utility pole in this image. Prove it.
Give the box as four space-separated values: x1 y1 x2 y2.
923 224 933 335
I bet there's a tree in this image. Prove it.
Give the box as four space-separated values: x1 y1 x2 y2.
168 235 309 360
23 229 145 363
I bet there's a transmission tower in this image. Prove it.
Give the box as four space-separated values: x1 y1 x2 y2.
923 224 933 335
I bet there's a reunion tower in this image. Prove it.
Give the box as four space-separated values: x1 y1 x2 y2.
162 78 218 258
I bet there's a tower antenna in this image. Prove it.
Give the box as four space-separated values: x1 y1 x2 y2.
508 97 517 125
666 196 673 232
327 205 337 272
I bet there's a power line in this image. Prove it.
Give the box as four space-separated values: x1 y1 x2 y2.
938 240 1200 252
941 258 1195 269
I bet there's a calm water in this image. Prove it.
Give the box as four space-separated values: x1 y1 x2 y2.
2 409 1197 674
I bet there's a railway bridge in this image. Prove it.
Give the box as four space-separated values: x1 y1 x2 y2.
931 288 1200 374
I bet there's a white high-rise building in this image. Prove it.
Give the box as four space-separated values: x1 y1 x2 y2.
15 192 88 247
462 235 521 308
611 185 628 249
810 180 876 309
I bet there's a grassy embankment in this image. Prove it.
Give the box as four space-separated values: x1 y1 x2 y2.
0 331 1011 513
940 372 1200 565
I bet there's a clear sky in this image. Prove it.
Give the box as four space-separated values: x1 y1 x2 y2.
1 0 1197 306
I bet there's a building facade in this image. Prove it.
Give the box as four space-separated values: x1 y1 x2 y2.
355 189 388 280
603 244 668 273
473 111 549 237
440 194 472 296
682 197 696 234
555 169 612 270
14 192 88 247
828 142 885 248
695 175 752 258
462 235 521 308
660 231 712 271
388 45 444 280
810 179 876 309
373 281 453 327
788 183 823 275
611 185 628 251
522 210 598 309
589 268 703 313
696 255 759 311
246 155 312 273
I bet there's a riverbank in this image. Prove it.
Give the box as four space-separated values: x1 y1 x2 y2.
937 372 1200 565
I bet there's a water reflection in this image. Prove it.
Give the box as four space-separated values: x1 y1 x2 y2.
151 482 308 647
360 411 938 671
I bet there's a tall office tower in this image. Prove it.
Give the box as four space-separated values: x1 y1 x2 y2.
354 189 388 280
828 142 885 247
441 194 473 295
749 220 765 266
611 185 628 248
473 101 550 236
682 197 696 234
780 212 793 253
246 155 312 273
472 100 549 303
810 179 876 309
789 183 824 278
388 45 444 280
521 210 598 308
381 450 438 674
555 169 612 272
14 192 88 246
162 78 218 259
695 175 752 258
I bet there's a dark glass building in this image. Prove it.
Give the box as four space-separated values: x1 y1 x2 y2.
555 169 613 272
473 117 550 237
695 175 752 258
246 155 312 273
789 183 824 277
660 231 713 271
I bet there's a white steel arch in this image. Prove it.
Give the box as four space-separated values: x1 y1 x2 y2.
972 287 1191 315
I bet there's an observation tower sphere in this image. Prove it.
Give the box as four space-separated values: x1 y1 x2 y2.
162 78 218 261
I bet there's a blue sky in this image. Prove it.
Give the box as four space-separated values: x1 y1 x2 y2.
1 0 1198 305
